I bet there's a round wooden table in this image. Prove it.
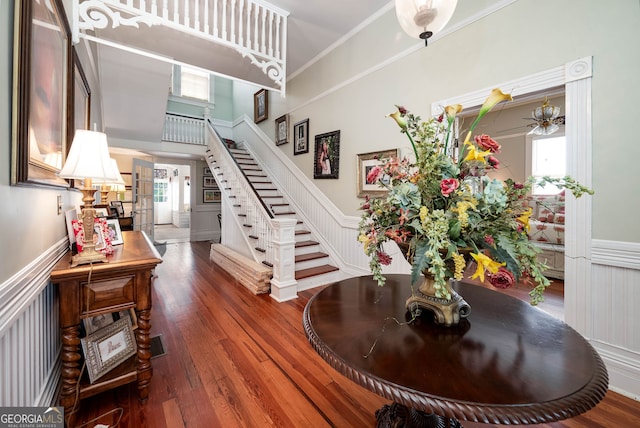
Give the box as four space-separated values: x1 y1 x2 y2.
302 275 608 426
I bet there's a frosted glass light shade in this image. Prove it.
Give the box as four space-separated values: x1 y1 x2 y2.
59 130 120 181
395 0 457 40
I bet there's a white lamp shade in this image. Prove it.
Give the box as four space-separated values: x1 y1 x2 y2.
93 159 126 185
59 130 120 181
395 0 457 39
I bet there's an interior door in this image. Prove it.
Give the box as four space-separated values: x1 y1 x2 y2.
132 158 155 241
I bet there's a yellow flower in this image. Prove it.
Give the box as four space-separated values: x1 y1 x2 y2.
478 88 513 119
358 233 372 251
444 104 463 125
470 252 505 282
463 141 491 163
452 253 466 280
419 206 429 229
517 208 533 233
387 109 408 131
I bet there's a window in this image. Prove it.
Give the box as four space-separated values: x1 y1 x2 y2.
154 182 168 203
180 66 209 101
529 135 566 195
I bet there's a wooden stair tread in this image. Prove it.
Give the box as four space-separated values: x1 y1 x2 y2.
295 240 318 248
295 230 311 235
295 264 339 280
295 252 329 263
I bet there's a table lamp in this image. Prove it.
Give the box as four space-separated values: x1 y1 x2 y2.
93 158 126 205
59 130 120 266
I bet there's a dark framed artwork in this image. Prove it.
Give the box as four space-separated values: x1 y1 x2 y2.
254 88 268 123
293 119 309 155
356 149 399 198
72 48 91 133
203 189 221 203
11 0 71 188
314 131 340 179
275 114 288 146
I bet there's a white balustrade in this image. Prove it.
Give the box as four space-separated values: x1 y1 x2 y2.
73 0 288 90
163 113 206 145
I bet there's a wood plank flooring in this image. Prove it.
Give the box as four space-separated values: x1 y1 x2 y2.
71 241 639 428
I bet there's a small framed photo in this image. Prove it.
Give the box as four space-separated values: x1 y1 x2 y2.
110 200 124 217
203 189 221 203
81 317 137 384
106 218 124 245
357 149 399 198
83 313 116 336
115 308 138 330
253 88 268 123
275 114 288 146
203 167 212 176
95 208 109 217
203 176 217 188
293 119 309 155
314 130 340 179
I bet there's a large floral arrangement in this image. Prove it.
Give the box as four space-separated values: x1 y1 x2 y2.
358 89 592 305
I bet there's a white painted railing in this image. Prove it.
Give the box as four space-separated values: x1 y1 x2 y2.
73 0 288 90
205 121 298 301
162 113 206 144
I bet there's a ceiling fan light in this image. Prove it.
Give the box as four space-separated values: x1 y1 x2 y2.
395 0 458 42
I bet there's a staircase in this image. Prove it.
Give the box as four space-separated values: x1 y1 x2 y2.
215 143 339 289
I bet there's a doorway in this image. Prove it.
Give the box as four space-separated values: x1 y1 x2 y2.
154 163 191 243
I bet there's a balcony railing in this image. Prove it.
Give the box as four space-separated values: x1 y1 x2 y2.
162 113 206 145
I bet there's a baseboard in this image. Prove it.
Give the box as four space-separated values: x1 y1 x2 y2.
592 340 640 401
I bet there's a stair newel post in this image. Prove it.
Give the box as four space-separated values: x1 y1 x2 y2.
270 218 298 302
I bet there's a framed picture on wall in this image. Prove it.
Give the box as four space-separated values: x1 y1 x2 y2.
203 189 217 203
203 176 217 188
356 149 399 198
293 119 309 155
11 0 71 188
313 131 340 179
275 114 288 146
254 88 268 123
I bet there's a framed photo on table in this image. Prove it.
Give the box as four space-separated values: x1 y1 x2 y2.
275 114 289 146
254 88 268 123
106 218 123 245
293 119 309 155
11 0 71 188
314 131 340 179
81 317 137 384
110 200 124 217
356 149 399 198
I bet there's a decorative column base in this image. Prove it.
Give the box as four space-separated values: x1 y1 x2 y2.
376 403 463 428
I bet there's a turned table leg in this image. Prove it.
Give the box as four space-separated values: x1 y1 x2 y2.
136 308 153 400
60 325 81 415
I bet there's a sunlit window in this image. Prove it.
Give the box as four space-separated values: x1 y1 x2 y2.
178 66 209 101
531 135 566 195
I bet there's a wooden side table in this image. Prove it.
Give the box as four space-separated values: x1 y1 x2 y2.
50 231 162 416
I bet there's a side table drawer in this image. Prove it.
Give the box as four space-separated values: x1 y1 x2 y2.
82 275 135 316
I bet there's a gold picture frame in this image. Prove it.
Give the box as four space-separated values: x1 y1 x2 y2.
253 88 268 123
81 317 137 384
356 149 399 198
11 0 72 188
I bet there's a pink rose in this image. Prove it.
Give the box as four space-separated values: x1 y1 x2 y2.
475 134 501 153
487 267 515 289
366 166 383 184
440 178 459 197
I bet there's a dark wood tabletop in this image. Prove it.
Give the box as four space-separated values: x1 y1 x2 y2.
303 275 608 425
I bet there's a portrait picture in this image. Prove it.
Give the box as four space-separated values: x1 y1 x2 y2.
275 114 288 146
253 88 268 123
293 119 309 155
314 131 340 179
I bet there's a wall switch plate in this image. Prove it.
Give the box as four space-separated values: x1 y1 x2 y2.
57 195 63 215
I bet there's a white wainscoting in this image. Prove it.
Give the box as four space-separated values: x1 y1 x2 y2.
0 239 67 406
591 239 640 399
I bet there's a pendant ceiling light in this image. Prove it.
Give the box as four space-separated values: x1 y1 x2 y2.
395 0 458 46
528 98 565 136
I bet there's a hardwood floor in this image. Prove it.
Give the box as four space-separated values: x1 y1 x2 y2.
70 241 639 428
